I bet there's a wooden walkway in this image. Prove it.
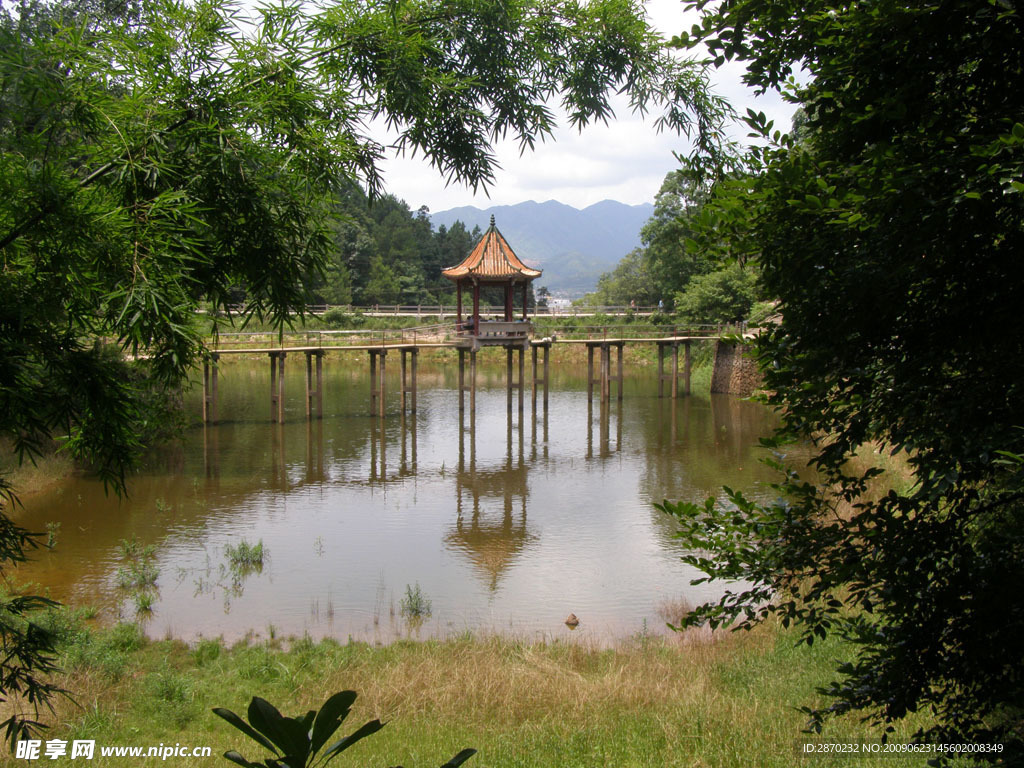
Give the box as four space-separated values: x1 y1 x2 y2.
200 328 730 424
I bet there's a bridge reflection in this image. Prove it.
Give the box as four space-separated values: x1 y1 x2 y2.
200 393 634 593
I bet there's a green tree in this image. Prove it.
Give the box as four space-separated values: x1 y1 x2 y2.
640 169 713 304
673 261 757 323
361 256 402 304
664 0 1024 755
0 0 730 744
584 248 656 306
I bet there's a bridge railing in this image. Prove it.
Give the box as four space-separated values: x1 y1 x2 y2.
207 304 667 318
206 321 744 352
210 323 457 351
537 323 742 341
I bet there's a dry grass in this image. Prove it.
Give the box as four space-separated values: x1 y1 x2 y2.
30 616 933 767
0 440 76 499
654 595 716 646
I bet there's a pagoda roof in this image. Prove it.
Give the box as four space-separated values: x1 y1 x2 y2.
442 216 542 281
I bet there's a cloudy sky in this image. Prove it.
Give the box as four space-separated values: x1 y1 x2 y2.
374 0 798 212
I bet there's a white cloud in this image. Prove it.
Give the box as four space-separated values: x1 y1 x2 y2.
376 0 799 212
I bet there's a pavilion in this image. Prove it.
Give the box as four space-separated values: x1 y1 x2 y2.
442 215 542 349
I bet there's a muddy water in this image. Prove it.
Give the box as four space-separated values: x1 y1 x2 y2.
11 354 802 644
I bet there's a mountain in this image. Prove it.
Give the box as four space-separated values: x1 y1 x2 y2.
430 199 653 295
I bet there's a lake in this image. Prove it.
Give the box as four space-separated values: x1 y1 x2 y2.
12 353 796 645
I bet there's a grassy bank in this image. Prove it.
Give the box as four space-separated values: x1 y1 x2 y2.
22 608 935 767
0 440 77 498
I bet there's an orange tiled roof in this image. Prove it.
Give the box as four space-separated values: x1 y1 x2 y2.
442 217 542 281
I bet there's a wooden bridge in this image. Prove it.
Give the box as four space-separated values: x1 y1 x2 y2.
199 322 744 424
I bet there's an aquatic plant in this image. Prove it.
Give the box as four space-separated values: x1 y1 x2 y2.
115 561 159 590
225 539 265 572
44 522 60 550
133 591 155 614
117 537 156 561
399 582 432 620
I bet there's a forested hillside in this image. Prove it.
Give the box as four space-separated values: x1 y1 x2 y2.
305 185 482 306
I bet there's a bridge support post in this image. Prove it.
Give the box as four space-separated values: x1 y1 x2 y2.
600 343 610 402
507 347 513 412
684 340 692 396
672 343 679 398
269 352 286 422
368 348 387 417
587 341 621 403
657 341 684 399
617 343 624 400
531 342 550 413
657 342 665 397
543 342 550 411
304 350 323 420
400 347 418 413
458 348 477 413
458 348 465 412
505 344 525 414
587 344 596 402
202 353 219 424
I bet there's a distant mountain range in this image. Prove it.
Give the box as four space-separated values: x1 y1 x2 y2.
430 199 653 295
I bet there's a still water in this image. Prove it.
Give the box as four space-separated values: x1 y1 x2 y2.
12 354 796 644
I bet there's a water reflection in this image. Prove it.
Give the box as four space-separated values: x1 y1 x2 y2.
448 408 535 591
587 400 623 458
9 357 809 643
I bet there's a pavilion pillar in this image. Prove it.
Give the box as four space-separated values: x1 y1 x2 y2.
473 280 480 335
456 281 463 329
522 282 528 320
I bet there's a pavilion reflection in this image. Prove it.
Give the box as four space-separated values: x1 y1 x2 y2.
446 408 539 591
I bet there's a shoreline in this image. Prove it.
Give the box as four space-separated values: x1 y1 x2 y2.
27 605 933 768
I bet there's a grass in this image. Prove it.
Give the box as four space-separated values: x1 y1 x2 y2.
22 607 939 768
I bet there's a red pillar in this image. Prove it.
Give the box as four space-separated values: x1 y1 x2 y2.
456 281 463 329
473 280 480 335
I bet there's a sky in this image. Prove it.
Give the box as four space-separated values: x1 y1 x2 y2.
373 0 799 213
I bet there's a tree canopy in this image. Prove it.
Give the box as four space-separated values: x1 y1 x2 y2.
662 0 1024 756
